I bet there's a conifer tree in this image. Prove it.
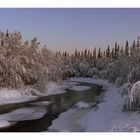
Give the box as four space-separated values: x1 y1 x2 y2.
81 51 84 60
137 36 140 49
125 41 129 55
74 49 78 58
117 45 120 55
6 29 9 38
92 47 97 67
132 40 136 50
111 48 115 59
106 45 110 58
84 49 87 59
87 50 91 61
114 42 118 58
120 46 124 55
93 47 96 60
97 47 102 59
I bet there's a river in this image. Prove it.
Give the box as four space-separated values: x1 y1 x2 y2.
0 81 103 132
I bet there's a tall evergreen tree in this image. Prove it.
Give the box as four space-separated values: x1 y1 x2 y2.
125 41 129 55
120 46 124 55
74 49 78 58
81 51 84 60
114 42 118 58
137 36 140 49
132 40 136 50
84 49 87 59
106 45 110 58
117 45 120 55
92 47 97 67
97 47 102 59
6 29 9 38
87 50 91 61
93 47 96 60
111 48 115 58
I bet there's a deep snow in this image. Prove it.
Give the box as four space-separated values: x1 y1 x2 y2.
0 80 91 128
49 78 140 132
0 88 38 105
0 81 87 105
1 77 140 131
74 101 91 108
0 106 47 129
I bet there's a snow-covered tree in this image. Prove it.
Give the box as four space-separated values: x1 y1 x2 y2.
122 81 140 111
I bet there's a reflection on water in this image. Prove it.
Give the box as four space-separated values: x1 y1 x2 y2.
0 82 103 132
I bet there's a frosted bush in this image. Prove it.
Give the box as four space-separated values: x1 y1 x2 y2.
20 86 41 96
128 67 140 84
107 62 114 70
115 77 124 85
87 68 99 77
99 70 107 79
130 81 140 105
120 83 132 97
79 62 90 77
122 81 140 111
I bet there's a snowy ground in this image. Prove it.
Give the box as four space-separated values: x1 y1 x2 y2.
0 81 90 106
0 79 91 129
1 77 140 132
48 77 140 132
0 106 48 129
0 88 37 105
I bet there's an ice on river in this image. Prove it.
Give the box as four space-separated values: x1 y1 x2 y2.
49 78 140 132
69 85 91 91
0 106 47 128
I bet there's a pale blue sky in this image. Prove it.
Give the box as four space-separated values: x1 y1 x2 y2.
0 8 140 52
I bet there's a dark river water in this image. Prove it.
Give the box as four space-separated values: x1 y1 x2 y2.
0 81 103 132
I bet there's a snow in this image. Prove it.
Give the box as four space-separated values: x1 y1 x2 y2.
0 82 67 105
0 89 23 100
45 82 67 95
49 78 140 132
74 101 90 108
48 108 94 132
69 85 91 91
0 107 46 122
0 120 11 128
0 96 38 105
0 106 47 128
0 80 89 106
70 77 110 90
46 81 90 94
30 101 52 106
130 81 140 104
0 88 38 105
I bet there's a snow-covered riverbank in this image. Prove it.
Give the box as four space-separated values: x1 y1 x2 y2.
0 79 92 129
0 81 91 106
1 77 140 132
49 78 140 132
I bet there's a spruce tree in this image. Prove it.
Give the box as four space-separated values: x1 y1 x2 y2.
97 47 102 59
125 41 129 55
120 46 124 55
137 36 140 49
132 40 136 50
84 49 87 59
106 45 110 58
114 42 118 58
93 47 96 60
92 47 97 67
117 45 120 56
111 48 115 58
6 29 9 38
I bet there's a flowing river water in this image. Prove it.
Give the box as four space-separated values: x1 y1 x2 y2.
0 82 103 132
